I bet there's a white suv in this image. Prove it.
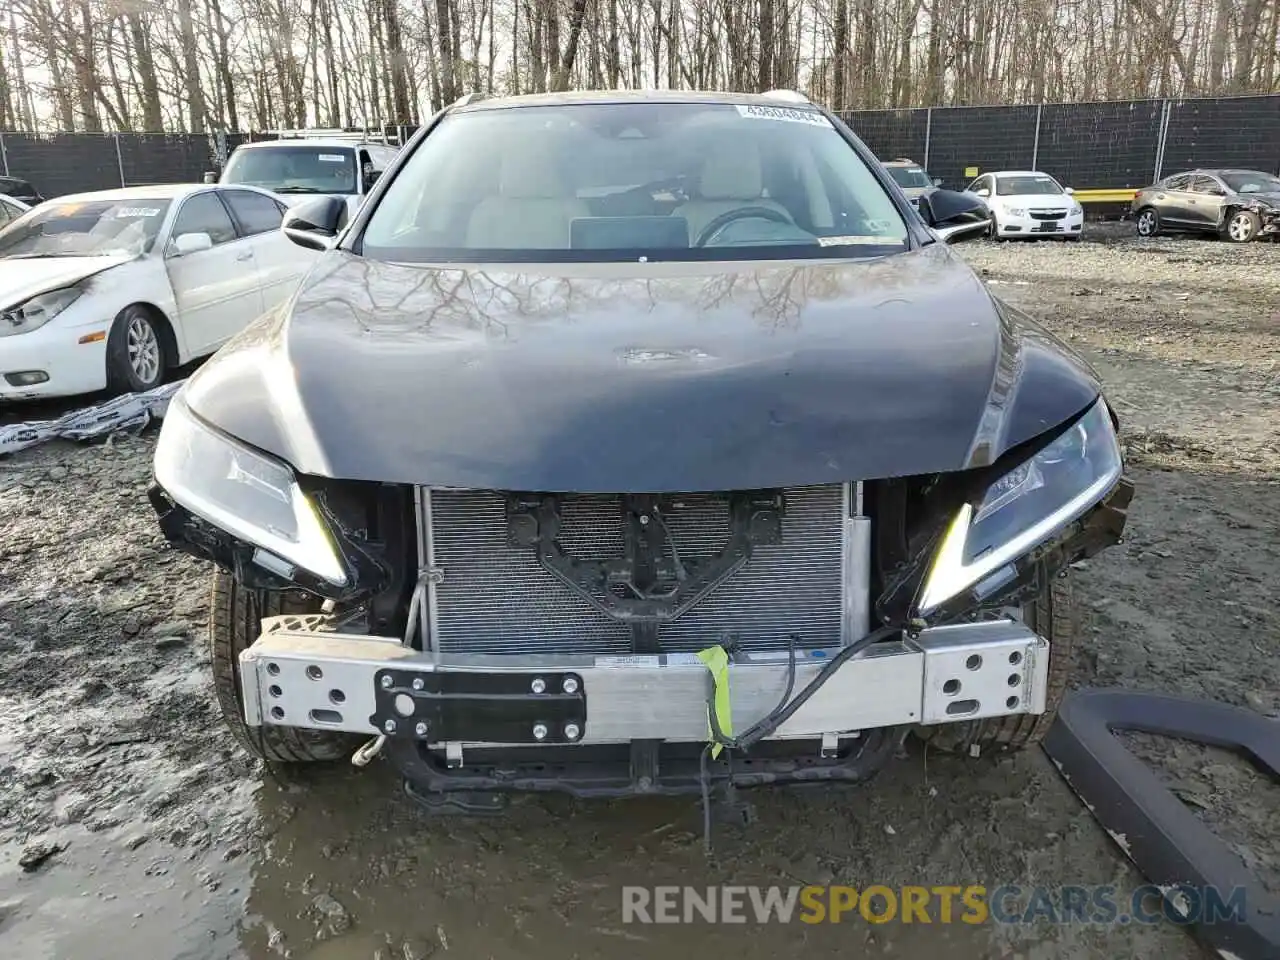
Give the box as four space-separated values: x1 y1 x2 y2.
214 139 400 223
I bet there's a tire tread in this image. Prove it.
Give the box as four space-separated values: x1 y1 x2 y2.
210 569 357 763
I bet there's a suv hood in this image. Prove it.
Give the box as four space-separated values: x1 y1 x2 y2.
182 245 1100 492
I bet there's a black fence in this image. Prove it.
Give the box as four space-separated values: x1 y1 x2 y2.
0 95 1277 201
841 93 1280 191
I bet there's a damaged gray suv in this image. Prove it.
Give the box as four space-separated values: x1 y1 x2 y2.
149 90 1133 812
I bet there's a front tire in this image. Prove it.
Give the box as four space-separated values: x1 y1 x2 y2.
1224 209 1260 243
1134 207 1160 238
916 572 1077 755
210 569 360 763
106 305 167 394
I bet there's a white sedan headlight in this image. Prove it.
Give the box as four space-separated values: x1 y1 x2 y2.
1070 201 1083 215
1 287 82 337
154 397 348 585
917 400 1123 615
1001 205 1026 217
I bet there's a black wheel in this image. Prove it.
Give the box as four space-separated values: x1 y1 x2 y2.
916 572 1077 755
210 568 360 763
105 305 167 393
1223 209 1260 243
1134 207 1160 238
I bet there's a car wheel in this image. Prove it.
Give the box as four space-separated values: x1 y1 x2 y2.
1224 209 1260 243
210 568 361 763
986 217 1000 241
1134 207 1160 238
915 572 1076 755
106 305 167 394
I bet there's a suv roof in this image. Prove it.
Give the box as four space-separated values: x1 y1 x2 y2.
233 139 391 152
454 88 825 113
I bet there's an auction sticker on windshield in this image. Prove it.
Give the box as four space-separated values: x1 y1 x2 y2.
318 154 347 162
115 207 162 218
736 104 832 128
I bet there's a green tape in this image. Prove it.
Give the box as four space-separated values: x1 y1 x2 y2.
697 645 732 759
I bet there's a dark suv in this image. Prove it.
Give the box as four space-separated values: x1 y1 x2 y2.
0 175 44 207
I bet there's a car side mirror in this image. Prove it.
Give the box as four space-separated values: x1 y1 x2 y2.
919 189 991 245
169 232 213 257
1064 187 1075 195
974 187 991 198
932 177 944 188
282 196 347 251
202 171 218 184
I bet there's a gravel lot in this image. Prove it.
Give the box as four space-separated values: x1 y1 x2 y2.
1 227 1277 960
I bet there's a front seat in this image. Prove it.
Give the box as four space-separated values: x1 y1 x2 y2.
672 140 791 243
465 145 590 249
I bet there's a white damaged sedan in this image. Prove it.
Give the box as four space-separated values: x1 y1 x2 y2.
0 184 319 400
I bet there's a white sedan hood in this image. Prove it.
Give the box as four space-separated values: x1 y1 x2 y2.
0 254 134 308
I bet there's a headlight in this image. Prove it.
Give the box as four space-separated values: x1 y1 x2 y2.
154 397 348 585
1 287 81 337
1001 205 1026 216
1070 202 1083 215
917 400 1122 615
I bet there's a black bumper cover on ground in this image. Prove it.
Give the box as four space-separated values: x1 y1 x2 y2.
1044 688 1280 960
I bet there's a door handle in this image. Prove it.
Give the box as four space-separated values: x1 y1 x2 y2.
235 250 253 262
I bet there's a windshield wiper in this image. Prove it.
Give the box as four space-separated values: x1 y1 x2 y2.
273 186 330 194
5 252 77 259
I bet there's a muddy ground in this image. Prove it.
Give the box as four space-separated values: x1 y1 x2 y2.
1 226 1277 960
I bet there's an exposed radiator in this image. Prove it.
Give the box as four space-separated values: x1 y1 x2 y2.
423 485 849 657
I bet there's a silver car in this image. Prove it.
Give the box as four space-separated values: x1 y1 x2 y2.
1130 169 1280 243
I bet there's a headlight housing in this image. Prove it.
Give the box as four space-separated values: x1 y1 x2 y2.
917 400 1123 615
1001 205 1026 216
154 397 348 585
1070 201 1083 215
1 287 82 337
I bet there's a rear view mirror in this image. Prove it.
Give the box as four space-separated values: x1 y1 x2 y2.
170 232 213 256
919 189 991 245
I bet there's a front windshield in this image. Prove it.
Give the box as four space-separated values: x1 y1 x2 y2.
887 166 930 188
360 101 908 262
995 175 1064 196
1221 171 1280 194
223 146 357 195
0 198 172 258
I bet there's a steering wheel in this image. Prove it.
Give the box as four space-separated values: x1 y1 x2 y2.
693 206 796 247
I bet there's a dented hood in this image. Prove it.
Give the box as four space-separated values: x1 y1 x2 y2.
0 254 134 308
182 245 1101 491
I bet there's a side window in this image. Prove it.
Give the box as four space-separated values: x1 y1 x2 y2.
1191 176 1224 196
969 176 989 194
1163 174 1191 192
222 189 284 236
172 192 238 245
0 201 14 225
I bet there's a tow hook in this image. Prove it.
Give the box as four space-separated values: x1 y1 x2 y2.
351 734 387 768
